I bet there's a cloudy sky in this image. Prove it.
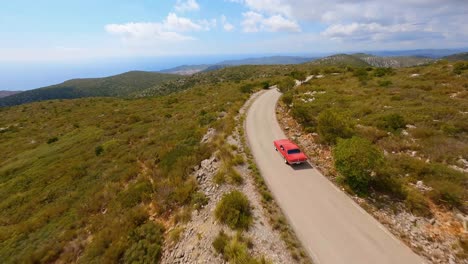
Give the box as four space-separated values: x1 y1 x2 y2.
1 0 467 63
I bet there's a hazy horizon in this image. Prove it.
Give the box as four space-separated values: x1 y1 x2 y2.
3 47 468 91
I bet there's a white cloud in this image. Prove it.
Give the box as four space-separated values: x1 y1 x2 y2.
242 11 300 32
175 0 200 12
231 0 468 45
105 13 209 44
221 15 235 32
105 22 194 42
164 12 203 31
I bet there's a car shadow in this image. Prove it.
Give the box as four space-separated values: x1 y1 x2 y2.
290 161 313 171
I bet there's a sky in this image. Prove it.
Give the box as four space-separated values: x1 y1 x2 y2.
1 0 467 90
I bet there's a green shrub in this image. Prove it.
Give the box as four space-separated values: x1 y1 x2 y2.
261 81 270 89
372 165 406 200
290 71 307 81
95 145 104 156
429 180 464 208
353 68 370 83
47 137 59 144
215 191 252 230
240 84 254 93
453 62 468 75
333 137 384 196
278 77 295 93
405 189 432 217
317 110 354 144
282 92 293 106
378 80 392 87
373 67 394 77
213 230 229 255
229 169 244 185
191 191 209 210
378 113 406 132
224 237 251 264
124 222 164 263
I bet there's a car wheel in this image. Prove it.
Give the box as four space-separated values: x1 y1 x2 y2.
284 158 288 164
275 147 278 151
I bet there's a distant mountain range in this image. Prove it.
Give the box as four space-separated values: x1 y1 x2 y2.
159 50 468 75
159 56 315 75
0 71 181 107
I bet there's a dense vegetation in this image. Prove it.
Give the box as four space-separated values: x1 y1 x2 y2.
0 65 283 262
0 71 182 107
283 60 468 215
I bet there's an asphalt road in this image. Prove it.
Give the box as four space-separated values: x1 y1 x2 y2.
245 88 425 264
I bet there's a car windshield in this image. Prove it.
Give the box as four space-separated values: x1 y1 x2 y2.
287 149 301 154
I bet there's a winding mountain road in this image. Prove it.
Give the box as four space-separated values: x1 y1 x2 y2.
245 88 424 264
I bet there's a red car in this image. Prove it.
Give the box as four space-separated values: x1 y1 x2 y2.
273 139 308 165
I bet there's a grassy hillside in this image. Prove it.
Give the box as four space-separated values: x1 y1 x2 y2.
0 71 182 107
310 54 371 67
281 61 468 214
442 52 468 61
0 66 283 262
352 53 433 67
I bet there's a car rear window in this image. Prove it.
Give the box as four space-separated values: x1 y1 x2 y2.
287 149 301 154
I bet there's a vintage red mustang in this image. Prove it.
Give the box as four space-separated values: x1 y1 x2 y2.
273 139 308 165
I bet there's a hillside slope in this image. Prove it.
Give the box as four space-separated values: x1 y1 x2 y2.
442 52 468 61
310 53 434 68
0 91 21 98
0 71 182 107
0 76 249 263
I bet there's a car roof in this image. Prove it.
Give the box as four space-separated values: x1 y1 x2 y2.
275 139 299 149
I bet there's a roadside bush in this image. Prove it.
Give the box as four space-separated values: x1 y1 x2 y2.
278 77 295 93
191 191 209 210
317 110 354 144
240 84 254 93
282 92 294 106
291 104 315 127
290 71 307 81
429 180 464 208
215 191 252 230
378 113 406 132
333 137 384 196
213 230 230 255
123 222 164 263
213 231 268 264
405 189 432 217
372 165 406 200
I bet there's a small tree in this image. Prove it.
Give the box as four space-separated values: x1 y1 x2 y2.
215 191 252 230
317 110 354 144
333 137 384 195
